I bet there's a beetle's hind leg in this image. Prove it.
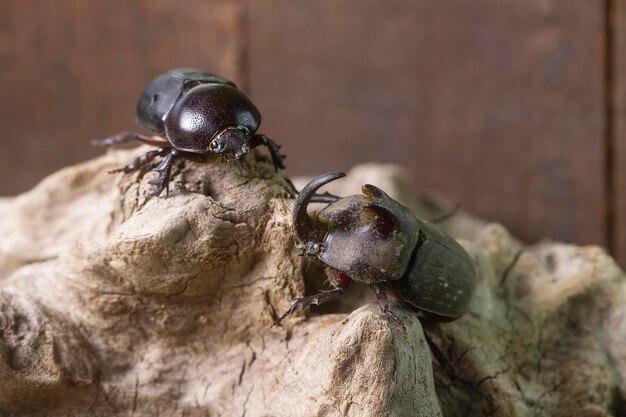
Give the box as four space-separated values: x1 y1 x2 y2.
372 284 406 334
250 134 286 170
109 147 171 174
148 149 180 196
92 132 171 148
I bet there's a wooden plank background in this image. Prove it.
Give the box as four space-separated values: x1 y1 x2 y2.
613 0 626 267
0 1 622 265
0 0 246 194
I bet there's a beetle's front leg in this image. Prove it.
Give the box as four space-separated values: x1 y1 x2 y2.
273 286 348 326
148 149 180 196
274 268 350 325
372 284 406 334
249 134 286 170
273 269 349 326
92 132 171 148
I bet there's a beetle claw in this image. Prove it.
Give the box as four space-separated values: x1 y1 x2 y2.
273 286 348 327
384 310 407 335
146 150 178 196
249 134 286 170
272 297 308 326
372 284 407 334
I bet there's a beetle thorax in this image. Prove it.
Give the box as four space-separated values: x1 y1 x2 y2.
163 83 261 154
315 195 419 285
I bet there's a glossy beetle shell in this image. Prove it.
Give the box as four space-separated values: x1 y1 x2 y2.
97 68 285 197
136 68 234 133
163 83 261 154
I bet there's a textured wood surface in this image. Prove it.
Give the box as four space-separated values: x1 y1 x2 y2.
0 0 245 195
0 1 619 263
248 0 607 247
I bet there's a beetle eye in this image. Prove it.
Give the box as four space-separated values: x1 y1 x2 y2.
306 243 320 256
210 140 219 152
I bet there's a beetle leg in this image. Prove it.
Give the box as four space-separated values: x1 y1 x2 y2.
272 286 348 326
109 147 170 174
273 271 349 327
249 134 286 170
283 177 340 203
308 191 341 204
148 149 179 196
92 132 171 148
372 284 406 334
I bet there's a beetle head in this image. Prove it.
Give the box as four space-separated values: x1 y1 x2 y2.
209 126 251 161
292 172 346 256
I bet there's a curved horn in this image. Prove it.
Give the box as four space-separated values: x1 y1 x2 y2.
293 172 346 250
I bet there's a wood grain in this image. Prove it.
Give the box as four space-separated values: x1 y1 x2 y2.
0 0 246 195
248 0 607 247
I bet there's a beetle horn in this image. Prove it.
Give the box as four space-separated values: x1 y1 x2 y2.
293 172 346 251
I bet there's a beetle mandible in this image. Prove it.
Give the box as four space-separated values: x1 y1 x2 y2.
94 68 285 196
274 172 476 329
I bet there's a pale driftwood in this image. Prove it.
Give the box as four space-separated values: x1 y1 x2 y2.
0 149 624 416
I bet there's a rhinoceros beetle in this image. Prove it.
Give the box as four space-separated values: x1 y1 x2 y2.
274 172 476 330
94 68 285 196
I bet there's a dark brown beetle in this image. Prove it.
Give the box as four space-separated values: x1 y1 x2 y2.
94 68 285 195
274 172 476 329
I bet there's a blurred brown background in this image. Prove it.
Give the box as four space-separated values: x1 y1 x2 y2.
1 1 626 264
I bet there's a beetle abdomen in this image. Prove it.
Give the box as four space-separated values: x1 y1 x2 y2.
391 219 476 319
136 68 235 133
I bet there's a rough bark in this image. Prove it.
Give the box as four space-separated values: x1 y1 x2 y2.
0 149 624 416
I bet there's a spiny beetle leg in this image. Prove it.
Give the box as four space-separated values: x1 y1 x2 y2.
250 134 286 170
372 284 406 334
109 148 170 174
92 132 171 148
273 285 348 326
148 149 179 196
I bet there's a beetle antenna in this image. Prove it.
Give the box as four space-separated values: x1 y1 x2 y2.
430 204 461 224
